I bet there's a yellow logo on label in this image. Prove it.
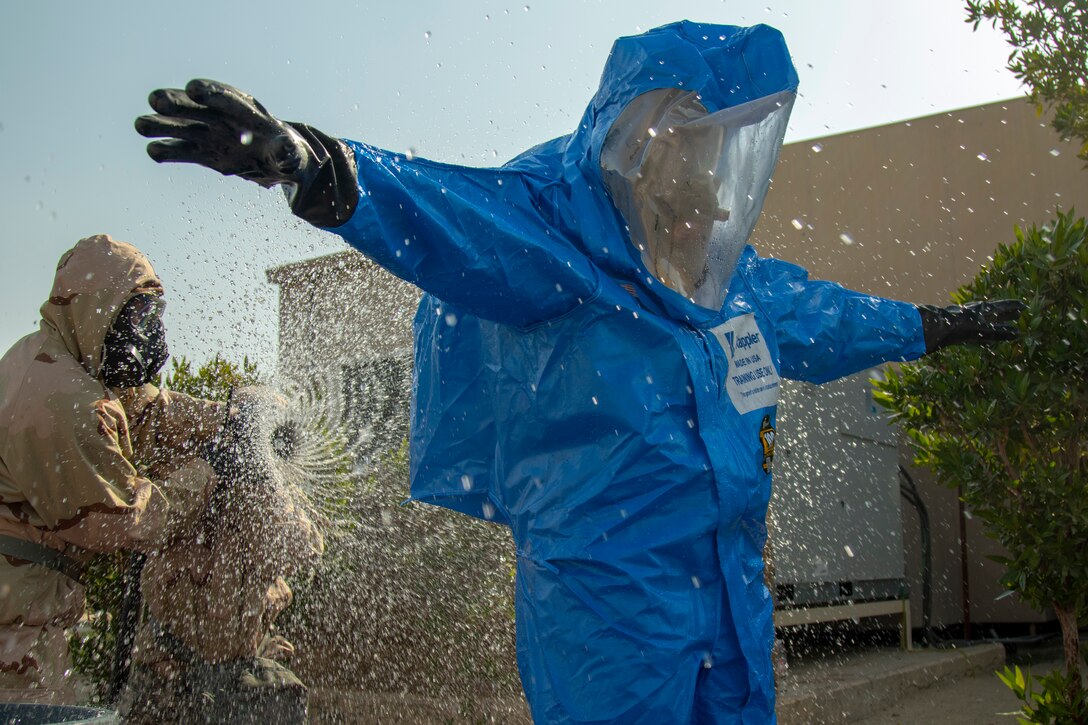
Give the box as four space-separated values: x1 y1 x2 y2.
759 415 776 473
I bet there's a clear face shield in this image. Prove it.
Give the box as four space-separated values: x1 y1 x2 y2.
601 88 795 310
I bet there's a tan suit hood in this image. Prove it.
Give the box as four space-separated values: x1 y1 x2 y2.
0 235 175 532
40 234 163 379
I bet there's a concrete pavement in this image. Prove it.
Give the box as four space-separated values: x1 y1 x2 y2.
777 638 1072 725
309 636 1072 722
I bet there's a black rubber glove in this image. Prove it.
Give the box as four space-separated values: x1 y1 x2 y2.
135 79 358 227
202 390 246 484
917 300 1026 354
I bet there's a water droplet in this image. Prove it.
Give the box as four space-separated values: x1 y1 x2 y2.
844 545 855 558
839 232 855 245
239 131 253 145
976 152 988 161
1049 148 1061 157
444 313 458 327
791 219 803 230
460 474 473 491
405 147 416 161
591 396 599 406
647 127 658 138
811 143 823 153
424 30 432 39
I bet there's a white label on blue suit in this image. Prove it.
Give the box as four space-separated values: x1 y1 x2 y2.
710 313 781 415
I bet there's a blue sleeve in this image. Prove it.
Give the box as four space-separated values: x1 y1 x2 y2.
326 140 599 329
751 256 927 384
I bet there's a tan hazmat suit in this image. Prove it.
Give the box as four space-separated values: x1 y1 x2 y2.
122 386 325 724
135 432 324 661
0 235 223 703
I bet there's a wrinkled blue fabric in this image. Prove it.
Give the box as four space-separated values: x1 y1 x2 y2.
325 21 926 724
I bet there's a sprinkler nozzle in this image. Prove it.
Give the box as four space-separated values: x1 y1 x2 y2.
271 420 302 460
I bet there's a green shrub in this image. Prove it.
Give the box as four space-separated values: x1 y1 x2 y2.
874 210 1087 711
67 552 126 703
966 0 1088 162
998 660 1088 725
162 353 261 400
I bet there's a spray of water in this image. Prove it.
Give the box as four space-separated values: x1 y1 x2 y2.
243 375 522 718
253 377 356 543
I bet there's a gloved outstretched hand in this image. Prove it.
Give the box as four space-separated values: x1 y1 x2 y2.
202 389 248 485
136 79 314 190
918 300 1026 354
136 79 358 227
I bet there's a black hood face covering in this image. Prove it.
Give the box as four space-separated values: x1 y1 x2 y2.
100 294 170 389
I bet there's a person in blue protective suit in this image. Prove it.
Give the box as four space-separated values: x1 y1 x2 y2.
136 22 1023 723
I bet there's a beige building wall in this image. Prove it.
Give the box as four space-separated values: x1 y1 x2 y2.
756 97 1087 630
268 96 1086 630
267 252 421 462
267 251 421 384
757 97 1085 305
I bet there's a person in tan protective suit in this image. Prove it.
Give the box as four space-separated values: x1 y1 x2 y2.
120 389 325 725
0 234 223 703
0 235 323 723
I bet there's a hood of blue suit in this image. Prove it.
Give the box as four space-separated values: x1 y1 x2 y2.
506 21 798 324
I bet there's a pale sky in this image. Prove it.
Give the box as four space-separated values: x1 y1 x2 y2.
0 1 1022 373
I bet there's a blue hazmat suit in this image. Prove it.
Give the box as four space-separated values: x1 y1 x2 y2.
323 21 927 724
